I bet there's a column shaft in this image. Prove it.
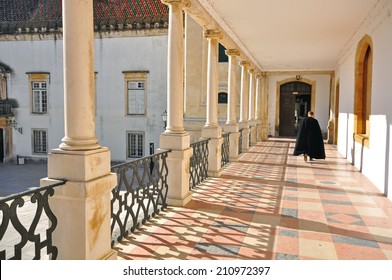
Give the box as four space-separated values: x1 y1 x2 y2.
239 61 250 122
226 49 239 124
60 0 99 151
248 69 255 121
165 0 187 134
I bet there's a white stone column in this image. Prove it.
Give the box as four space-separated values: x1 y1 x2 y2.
239 61 250 152
261 72 269 140
202 29 223 177
159 0 193 206
255 72 262 141
43 0 116 260
223 49 240 161
248 69 257 145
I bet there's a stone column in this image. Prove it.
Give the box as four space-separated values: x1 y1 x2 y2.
327 75 336 144
255 72 262 141
42 0 117 260
223 49 240 161
202 29 223 177
248 69 257 145
159 0 193 206
239 61 250 152
261 72 269 140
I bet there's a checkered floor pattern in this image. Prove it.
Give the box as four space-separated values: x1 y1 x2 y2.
114 139 392 260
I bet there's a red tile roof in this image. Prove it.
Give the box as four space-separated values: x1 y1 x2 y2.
0 0 168 34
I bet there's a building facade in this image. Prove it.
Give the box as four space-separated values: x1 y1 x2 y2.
0 0 169 163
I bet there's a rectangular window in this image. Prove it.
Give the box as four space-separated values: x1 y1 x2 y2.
127 81 145 115
33 129 48 154
127 132 144 158
32 81 48 113
28 73 49 114
124 71 148 116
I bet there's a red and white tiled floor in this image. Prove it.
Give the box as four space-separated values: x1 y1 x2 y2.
114 139 392 260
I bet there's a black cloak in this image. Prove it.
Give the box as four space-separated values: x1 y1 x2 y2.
293 117 326 159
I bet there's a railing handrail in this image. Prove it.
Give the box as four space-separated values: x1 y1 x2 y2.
190 137 210 146
111 149 172 169
0 180 66 203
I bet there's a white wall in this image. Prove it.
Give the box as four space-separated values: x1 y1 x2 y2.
0 32 168 162
336 0 392 197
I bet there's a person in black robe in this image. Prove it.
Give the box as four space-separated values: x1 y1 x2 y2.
293 111 326 161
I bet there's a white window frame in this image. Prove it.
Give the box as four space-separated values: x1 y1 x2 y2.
124 71 148 116
127 131 144 158
28 73 49 114
32 129 48 155
32 81 47 113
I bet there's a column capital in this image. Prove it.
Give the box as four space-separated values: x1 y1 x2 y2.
225 49 240 57
240 60 250 68
204 29 223 40
161 0 191 7
255 71 262 78
248 68 255 74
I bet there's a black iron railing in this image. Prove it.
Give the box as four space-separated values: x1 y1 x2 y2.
0 180 66 260
189 138 209 190
0 103 12 116
239 128 243 155
110 150 170 245
221 132 230 167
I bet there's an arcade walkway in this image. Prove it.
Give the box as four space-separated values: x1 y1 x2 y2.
113 138 392 260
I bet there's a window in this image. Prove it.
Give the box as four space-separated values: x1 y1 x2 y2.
32 129 47 154
127 132 144 158
218 43 228 62
354 35 372 146
218 92 228 104
32 82 47 113
124 71 148 115
28 73 49 114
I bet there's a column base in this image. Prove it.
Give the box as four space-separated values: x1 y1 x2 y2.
202 127 223 177
103 249 118 260
159 133 193 207
167 191 193 207
43 147 116 260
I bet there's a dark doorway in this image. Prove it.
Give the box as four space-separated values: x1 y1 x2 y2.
279 82 311 137
0 128 4 162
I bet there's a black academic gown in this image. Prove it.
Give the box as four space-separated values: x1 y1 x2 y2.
293 117 326 159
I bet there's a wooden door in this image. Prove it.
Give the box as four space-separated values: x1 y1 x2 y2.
279 91 296 136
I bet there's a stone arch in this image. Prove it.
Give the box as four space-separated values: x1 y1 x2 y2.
354 34 373 145
275 77 315 135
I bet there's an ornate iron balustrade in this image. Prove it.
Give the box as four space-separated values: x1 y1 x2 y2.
221 132 230 167
0 180 66 260
0 103 12 116
110 150 170 245
239 128 243 154
189 138 209 190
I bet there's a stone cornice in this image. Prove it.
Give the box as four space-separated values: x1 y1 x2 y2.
225 49 240 57
204 29 223 40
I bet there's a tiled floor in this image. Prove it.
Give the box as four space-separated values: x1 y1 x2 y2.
114 139 392 260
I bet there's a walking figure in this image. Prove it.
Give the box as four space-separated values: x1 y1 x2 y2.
293 111 326 161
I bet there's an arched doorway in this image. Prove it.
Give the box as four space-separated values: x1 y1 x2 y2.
279 81 312 137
